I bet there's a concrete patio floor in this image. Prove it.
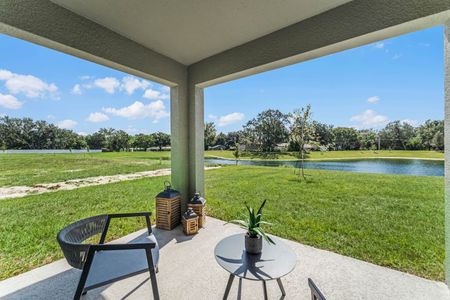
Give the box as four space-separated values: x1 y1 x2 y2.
0 217 448 300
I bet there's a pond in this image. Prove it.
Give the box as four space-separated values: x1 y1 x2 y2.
205 158 444 177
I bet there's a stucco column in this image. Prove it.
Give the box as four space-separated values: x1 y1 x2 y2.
445 24 450 287
188 85 205 199
170 83 189 207
170 81 204 211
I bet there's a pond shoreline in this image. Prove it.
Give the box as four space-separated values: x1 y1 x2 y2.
205 155 444 162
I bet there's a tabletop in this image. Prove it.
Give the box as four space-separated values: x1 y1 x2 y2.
214 233 296 281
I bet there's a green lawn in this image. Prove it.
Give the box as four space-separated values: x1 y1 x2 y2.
0 152 171 187
0 166 444 281
206 150 444 161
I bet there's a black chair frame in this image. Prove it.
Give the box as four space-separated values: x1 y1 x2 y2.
308 278 327 300
57 212 159 300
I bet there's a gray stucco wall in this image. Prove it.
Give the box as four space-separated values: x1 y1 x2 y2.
189 0 450 86
0 0 186 86
445 24 450 286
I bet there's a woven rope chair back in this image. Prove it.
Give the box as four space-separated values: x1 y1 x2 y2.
57 215 108 269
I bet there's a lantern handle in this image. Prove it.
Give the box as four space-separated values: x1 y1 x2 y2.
164 181 172 190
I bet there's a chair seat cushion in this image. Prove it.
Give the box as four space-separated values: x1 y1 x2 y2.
84 234 159 290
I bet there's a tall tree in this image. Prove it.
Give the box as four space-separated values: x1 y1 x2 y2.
416 120 444 150
358 129 377 150
289 105 313 178
242 109 289 152
312 121 334 146
225 131 241 148
131 134 153 150
109 130 130 151
86 132 106 150
204 122 216 150
333 127 359 150
151 132 171 150
215 132 227 147
379 121 415 150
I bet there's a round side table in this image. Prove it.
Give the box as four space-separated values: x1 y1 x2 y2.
214 233 296 299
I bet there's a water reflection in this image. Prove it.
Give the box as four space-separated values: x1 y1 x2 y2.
205 158 444 177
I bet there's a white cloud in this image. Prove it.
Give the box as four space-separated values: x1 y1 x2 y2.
86 112 109 123
208 114 218 120
367 96 380 104
374 42 384 49
392 53 402 60
57 119 77 129
0 93 23 109
74 76 154 96
0 69 58 98
103 100 169 122
143 88 169 100
71 84 82 95
94 77 120 94
47 114 56 120
77 132 88 136
121 76 150 95
216 112 245 127
350 109 388 128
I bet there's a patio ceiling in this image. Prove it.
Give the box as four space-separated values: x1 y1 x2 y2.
50 0 352 65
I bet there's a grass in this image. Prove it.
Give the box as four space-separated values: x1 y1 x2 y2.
0 166 444 281
0 175 168 280
0 152 171 187
206 166 444 281
206 150 444 161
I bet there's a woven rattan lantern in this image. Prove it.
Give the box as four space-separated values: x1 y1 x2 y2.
182 208 199 235
155 181 181 230
188 192 206 228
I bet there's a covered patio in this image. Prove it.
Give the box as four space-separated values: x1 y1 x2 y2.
1 0 450 299
0 217 448 300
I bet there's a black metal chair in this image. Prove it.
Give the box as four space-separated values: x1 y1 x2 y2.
308 278 327 300
57 212 159 300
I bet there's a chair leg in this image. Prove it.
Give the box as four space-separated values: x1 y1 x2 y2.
74 248 95 300
145 249 160 300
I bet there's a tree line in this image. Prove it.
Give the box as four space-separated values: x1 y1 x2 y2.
0 116 170 151
1 108 444 152
204 108 444 152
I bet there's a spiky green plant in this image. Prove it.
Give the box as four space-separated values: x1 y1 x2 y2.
229 200 275 244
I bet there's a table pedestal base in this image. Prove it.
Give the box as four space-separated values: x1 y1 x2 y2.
222 274 286 300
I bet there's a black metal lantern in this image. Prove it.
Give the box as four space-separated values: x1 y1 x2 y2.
155 181 181 230
190 192 206 205
182 208 198 235
188 192 206 228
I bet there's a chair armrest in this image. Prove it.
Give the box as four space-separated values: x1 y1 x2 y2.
108 212 152 218
91 242 156 251
99 212 153 244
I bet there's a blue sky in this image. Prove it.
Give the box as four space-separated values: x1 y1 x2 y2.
0 26 444 135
